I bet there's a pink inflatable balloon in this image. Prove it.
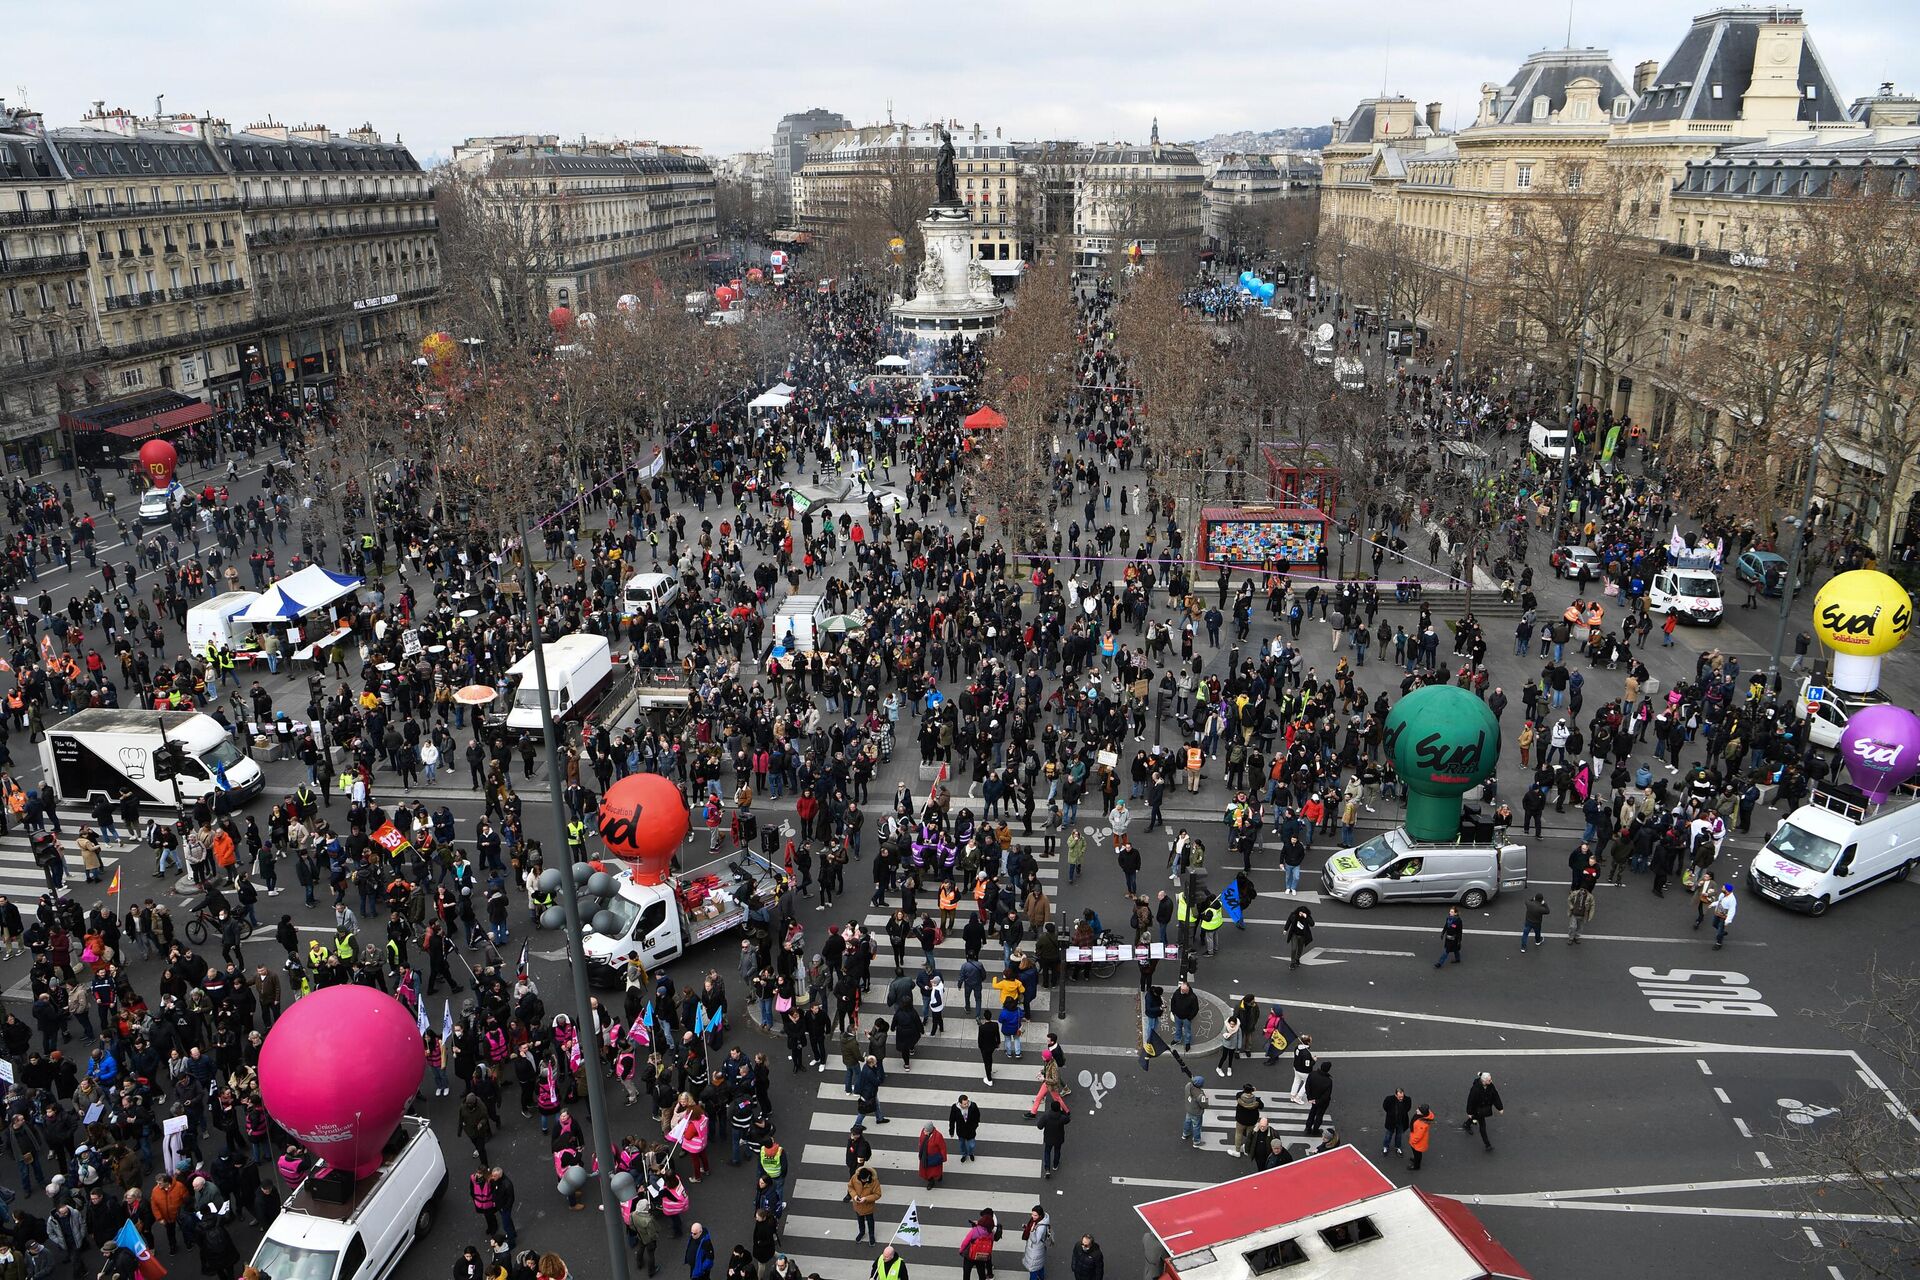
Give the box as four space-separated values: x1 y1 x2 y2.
258 986 424 1178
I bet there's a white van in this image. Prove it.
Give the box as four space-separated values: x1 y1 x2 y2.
1649 551 1724 625
249 1116 447 1280
1527 421 1571 462
622 571 682 618
1310 322 1335 367
1321 826 1528 909
1747 782 1920 914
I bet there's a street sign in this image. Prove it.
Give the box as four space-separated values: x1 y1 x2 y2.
1806 685 1827 704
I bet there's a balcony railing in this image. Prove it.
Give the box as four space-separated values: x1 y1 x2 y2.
243 189 435 210
0 251 89 278
85 195 242 219
0 206 82 227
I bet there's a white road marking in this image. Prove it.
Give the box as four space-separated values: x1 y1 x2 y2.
1754 1152 1772 1169
1804 1227 1823 1247
1253 996 1727 1049
1110 1175 1212 1190
1713 1088 1731 1104
1697 1059 1713 1075
1241 917 1765 946
1734 1118 1752 1138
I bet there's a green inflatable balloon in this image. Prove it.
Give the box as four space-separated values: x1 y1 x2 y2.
1384 685 1500 841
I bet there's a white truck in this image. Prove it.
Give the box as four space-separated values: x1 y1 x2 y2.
1333 356 1366 391
582 850 787 985
773 593 827 654
1747 781 1920 915
249 1115 447 1280
495 634 616 732
41 708 264 810
1311 322 1335 366
187 590 263 655
1649 548 1724 626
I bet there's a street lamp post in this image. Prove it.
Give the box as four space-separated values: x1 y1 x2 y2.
517 515 634 1280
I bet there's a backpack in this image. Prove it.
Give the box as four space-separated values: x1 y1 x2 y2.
966 1233 995 1260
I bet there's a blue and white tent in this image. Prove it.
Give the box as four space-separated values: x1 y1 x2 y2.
235 565 363 624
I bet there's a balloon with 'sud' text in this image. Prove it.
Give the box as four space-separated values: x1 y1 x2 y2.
137 439 176 490
1384 684 1499 841
1812 569 1912 693
258 985 424 1178
1837 703 1920 803
596 772 689 884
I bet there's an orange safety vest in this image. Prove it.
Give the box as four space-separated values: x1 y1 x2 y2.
1186 746 1203 772
938 887 958 912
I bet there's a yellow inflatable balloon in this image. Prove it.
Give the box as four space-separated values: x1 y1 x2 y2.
420 331 456 365
1813 569 1913 658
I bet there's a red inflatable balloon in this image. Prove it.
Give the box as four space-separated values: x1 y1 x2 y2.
258 986 424 1177
138 439 177 490
596 772 689 884
548 305 573 334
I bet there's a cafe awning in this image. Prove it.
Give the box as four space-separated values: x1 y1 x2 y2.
59 390 213 445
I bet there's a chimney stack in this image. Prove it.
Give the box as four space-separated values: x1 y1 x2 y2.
1633 60 1659 96
1425 102 1443 133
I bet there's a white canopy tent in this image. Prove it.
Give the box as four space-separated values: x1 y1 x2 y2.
749 382 797 411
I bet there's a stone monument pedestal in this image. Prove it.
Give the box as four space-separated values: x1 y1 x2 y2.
890 205 1004 342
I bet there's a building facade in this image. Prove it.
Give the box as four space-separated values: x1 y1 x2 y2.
451 136 716 311
771 108 849 224
1064 121 1206 266
1205 150 1320 252
1314 8 1918 543
0 105 95 470
0 100 440 468
794 123 1028 279
222 120 438 407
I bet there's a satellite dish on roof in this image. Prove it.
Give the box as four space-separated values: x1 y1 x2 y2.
1315 322 1335 344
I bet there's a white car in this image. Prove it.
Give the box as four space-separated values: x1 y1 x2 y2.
138 482 186 524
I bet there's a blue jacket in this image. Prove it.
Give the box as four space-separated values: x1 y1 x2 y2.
684 1233 714 1279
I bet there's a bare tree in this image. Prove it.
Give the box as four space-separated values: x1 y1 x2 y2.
1111 260 1218 558
1794 176 1920 552
1774 959 1920 1280
975 252 1076 542
432 164 580 351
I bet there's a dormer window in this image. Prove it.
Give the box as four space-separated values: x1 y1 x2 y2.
1532 95 1551 122
1613 96 1631 119
1806 85 1819 100
1711 84 1723 100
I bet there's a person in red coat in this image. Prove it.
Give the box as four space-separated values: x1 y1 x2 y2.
917 1122 948 1186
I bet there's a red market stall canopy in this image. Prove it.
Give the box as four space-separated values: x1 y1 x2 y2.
60 390 213 444
963 406 1007 430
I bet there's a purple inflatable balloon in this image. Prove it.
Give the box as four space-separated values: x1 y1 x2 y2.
1838 703 1920 802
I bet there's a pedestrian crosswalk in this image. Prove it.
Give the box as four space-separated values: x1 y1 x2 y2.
0 825 129 903
1198 1085 1330 1157
776 1024 1054 1280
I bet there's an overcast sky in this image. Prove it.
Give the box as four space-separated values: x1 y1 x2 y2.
8 0 1915 161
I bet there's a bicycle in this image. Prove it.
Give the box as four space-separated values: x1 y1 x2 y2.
183 909 258 947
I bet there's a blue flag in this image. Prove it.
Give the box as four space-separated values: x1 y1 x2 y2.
1218 880 1244 925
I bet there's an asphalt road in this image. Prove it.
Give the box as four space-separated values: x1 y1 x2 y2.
3 365 1916 1280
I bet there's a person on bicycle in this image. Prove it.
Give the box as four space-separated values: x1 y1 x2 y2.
194 881 232 923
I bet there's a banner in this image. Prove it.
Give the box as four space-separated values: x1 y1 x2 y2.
114 1221 167 1280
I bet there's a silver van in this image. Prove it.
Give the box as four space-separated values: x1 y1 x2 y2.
1321 827 1529 908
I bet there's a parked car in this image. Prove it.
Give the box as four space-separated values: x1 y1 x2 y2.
1551 545 1602 580
1734 549 1803 597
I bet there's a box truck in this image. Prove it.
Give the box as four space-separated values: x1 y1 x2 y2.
187 590 262 655
494 634 616 732
582 851 787 984
40 709 264 810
